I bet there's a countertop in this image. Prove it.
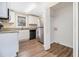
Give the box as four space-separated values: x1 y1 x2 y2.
0 29 19 33
0 28 37 33
0 27 44 33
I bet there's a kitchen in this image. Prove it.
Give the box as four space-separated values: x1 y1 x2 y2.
0 2 44 57
0 2 74 57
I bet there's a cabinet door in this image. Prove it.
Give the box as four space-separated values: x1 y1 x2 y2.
28 16 34 24
18 30 22 40
28 16 40 27
22 30 29 40
0 2 8 18
0 33 18 57
19 30 29 41
33 17 39 24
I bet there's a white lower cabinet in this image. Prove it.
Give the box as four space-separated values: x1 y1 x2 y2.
0 33 18 57
18 30 29 41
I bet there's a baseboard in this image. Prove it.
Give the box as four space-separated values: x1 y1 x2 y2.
52 41 73 48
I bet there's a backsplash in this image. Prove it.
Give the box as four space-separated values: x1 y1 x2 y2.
0 20 14 28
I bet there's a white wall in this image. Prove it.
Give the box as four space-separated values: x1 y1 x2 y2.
43 8 51 50
42 3 59 50
78 3 79 56
73 2 78 57
51 2 73 48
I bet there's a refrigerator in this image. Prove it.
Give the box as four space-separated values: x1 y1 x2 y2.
36 27 44 43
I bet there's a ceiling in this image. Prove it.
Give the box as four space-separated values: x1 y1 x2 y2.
50 2 73 17
7 2 58 16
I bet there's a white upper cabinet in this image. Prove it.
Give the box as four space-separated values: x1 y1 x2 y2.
28 16 39 25
0 2 8 18
33 16 39 25
28 16 34 24
9 10 15 23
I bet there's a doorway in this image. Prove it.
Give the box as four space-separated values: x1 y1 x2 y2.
50 2 73 56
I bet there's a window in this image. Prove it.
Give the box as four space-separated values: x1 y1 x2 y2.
18 16 26 26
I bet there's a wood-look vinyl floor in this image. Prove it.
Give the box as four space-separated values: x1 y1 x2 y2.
18 39 73 57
